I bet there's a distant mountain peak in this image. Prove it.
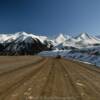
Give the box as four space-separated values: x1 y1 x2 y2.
0 32 48 44
55 33 66 44
57 33 65 39
80 32 90 38
76 33 92 41
80 32 88 35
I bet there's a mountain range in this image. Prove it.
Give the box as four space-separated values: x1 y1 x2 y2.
54 33 100 49
0 32 100 55
0 32 52 55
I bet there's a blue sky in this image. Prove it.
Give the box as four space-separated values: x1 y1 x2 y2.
0 0 100 36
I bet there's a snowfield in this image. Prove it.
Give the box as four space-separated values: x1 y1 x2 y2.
38 49 100 67
39 33 100 67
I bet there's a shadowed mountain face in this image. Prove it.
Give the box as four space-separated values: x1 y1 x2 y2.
0 32 52 55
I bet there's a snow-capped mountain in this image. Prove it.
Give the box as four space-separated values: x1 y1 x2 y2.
0 32 48 43
0 32 100 55
0 32 51 55
76 33 100 45
55 34 67 44
53 33 100 49
0 34 16 43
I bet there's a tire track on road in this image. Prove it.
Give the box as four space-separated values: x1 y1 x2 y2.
0 57 44 77
59 59 82 100
0 58 48 99
65 59 100 74
40 59 55 97
2 58 53 100
63 59 100 90
62 59 100 100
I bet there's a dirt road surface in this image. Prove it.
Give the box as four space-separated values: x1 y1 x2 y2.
0 56 100 100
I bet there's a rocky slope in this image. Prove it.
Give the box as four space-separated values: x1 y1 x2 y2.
0 32 52 55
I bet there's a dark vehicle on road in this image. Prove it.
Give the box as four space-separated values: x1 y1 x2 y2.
56 55 61 59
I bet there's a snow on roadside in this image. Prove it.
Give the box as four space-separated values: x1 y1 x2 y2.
38 50 100 67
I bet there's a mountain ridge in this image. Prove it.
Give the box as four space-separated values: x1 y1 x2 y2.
0 32 52 55
0 32 100 55
53 33 100 49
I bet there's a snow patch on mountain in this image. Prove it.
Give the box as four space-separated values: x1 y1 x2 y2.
0 34 17 43
76 33 100 45
15 32 48 43
0 32 48 43
53 33 100 49
55 33 67 44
